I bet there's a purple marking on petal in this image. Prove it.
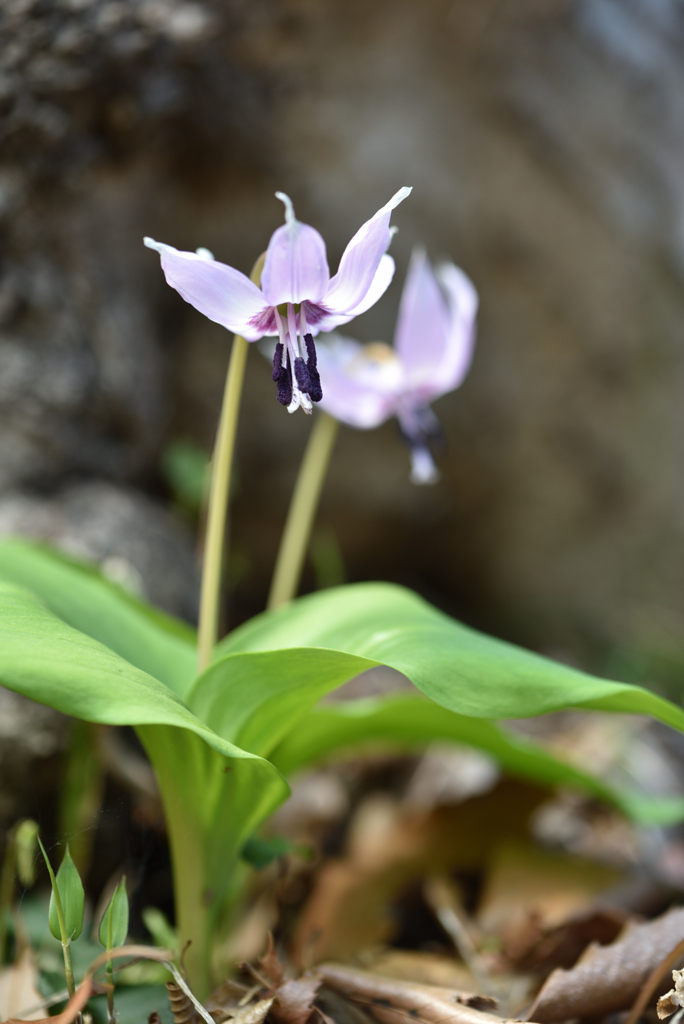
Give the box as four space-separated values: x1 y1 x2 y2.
297 301 329 333
323 187 411 315
261 216 330 306
249 306 278 336
145 238 267 339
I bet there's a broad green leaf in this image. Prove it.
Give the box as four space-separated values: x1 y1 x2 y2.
0 576 287 991
268 695 684 826
99 876 129 948
216 583 684 730
0 572 286 776
0 540 196 697
188 648 684 826
48 846 84 941
187 647 373 756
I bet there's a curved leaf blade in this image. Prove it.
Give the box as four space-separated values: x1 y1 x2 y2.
48 845 85 941
268 695 684 826
99 877 129 949
187 647 375 756
216 583 684 730
0 540 196 697
0 578 280 777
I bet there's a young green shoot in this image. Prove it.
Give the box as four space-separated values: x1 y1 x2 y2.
98 876 129 1024
0 818 38 962
39 839 84 998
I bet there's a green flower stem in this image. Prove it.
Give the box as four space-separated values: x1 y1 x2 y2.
268 412 339 610
38 839 75 998
197 255 264 673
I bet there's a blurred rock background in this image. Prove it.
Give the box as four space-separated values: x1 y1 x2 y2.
3 0 684 705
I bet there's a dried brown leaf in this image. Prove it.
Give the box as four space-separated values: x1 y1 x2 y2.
293 781 547 965
317 962 513 1024
4 976 92 1024
360 951 479 992
271 977 322 1024
527 906 684 1022
659 969 684 1020
0 949 46 1021
478 841 621 938
503 907 627 973
206 979 252 1016
260 935 286 988
210 998 275 1024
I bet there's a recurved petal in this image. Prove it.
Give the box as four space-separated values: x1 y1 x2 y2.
144 238 267 338
324 187 412 315
315 255 396 332
432 259 479 395
393 248 450 389
316 335 400 429
260 194 330 306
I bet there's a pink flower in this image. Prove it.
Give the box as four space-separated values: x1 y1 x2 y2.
144 188 412 414
316 248 478 484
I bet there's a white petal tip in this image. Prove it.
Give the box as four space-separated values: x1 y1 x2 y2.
143 236 162 251
385 186 413 215
389 226 399 240
410 447 440 485
195 247 215 261
275 191 296 227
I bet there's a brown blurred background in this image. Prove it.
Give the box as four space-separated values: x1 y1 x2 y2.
3 0 684 704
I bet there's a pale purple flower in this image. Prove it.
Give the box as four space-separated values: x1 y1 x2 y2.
144 187 412 414
316 248 478 484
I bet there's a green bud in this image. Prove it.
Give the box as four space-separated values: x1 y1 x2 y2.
14 819 39 887
47 845 85 942
98 876 129 949
142 906 177 950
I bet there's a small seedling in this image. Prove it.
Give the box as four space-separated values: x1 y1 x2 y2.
98 877 129 1024
39 838 85 997
0 818 39 961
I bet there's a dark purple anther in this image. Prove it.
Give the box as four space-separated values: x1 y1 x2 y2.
272 342 284 380
272 342 293 405
294 357 311 393
304 333 323 402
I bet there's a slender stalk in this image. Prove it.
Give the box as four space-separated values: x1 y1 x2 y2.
268 411 339 610
106 961 114 1024
105 904 114 1024
197 254 264 673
